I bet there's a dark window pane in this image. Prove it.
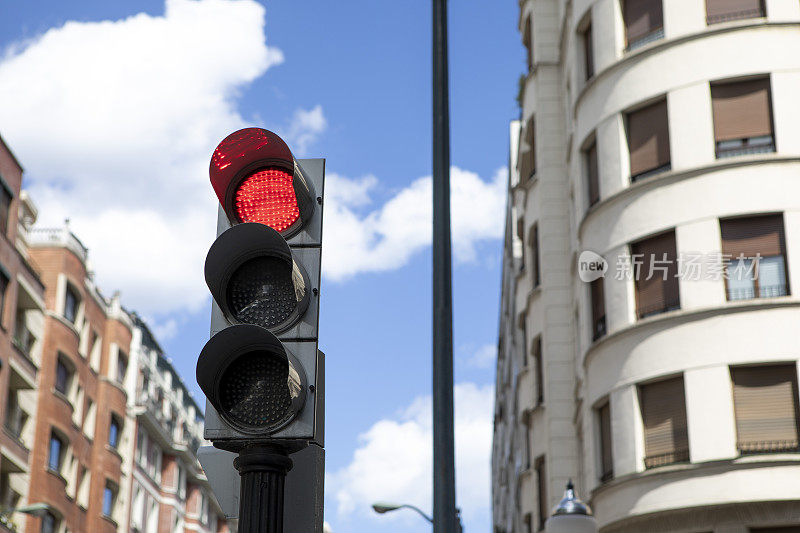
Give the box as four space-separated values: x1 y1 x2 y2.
55 359 70 395
109 417 120 448
48 433 62 471
0 187 11 238
64 285 79 324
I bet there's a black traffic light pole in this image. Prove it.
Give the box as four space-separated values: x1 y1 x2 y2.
432 1 458 533
235 444 293 533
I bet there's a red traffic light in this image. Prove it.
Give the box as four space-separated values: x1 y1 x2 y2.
210 128 315 236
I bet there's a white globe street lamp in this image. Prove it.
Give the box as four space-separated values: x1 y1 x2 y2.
544 481 598 533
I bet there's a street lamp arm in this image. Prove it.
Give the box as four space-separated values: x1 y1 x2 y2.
397 504 434 524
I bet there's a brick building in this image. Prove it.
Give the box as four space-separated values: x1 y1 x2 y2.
0 131 230 532
0 135 46 531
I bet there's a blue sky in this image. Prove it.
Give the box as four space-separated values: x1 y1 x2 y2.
0 1 522 531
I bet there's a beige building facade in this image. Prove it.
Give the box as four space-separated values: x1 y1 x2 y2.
493 1 800 532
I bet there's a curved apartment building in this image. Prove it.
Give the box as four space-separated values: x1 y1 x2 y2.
493 1 800 532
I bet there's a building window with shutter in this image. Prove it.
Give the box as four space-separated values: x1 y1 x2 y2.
533 336 543 405
535 456 547 531
523 16 533 72
631 230 680 318
640 376 690 468
583 22 594 80
590 278 606 340
721 214 788 300
706 0 765 24
585 140 599 207
531 224 540 288
623 0 664 50
627 99 671 182
598 401 613 481
520 118 536 182
0 184 11 239
731 365 800 454
711 77 774 158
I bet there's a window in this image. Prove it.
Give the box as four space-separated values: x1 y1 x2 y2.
640 376 689 468
623 0 664 50
706 0 765 24
523 15 533 72
117 350 128 384
590 278 606 340
585 140 599 207
721 214 788 300
533 336 543 405
5 388 27 441
48 431 65 472
103 480 118 518
711 77 774 158
109 415 121 448
531 225 540 287
64 284 79 324
731 365 800 454
54 356 73 395
41 511 58 533
535 456 547 531
0 270 8 330
751 527 800 533
627 99 671 181
632 230 680 318
583 22 594 80
598 402 613 481
0 185 11 238
520 118 536 182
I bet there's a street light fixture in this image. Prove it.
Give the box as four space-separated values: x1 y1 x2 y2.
544 480 598 533
371 502 464 531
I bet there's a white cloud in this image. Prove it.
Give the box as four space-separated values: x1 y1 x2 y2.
0 0 283 315
465 343 497 369
0 0 507 318
327 383 494 530
322 167 507 281
285 105 327 156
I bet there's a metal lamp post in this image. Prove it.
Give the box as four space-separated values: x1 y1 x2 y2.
544 481 598 533
372 502 464 532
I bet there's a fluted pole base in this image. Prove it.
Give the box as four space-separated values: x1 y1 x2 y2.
234 445 294 533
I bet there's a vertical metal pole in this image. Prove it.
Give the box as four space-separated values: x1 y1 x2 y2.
432 1 456 533
234 444 293 533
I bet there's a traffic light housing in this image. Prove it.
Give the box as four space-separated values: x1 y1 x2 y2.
197 128 324 453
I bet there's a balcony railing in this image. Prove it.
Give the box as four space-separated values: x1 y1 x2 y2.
644 448 690 469
626 27 665 52
716 135 775 159
738 440 799 454
707 6 765 25
631 163 671 183
728 283 788 301
27 227 88 263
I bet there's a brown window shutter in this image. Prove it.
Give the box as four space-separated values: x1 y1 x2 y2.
706 0 764 22
598 402 613 480
731 365 800 453
524 16 533 71
531 225 540 287
586 141 599 206
720 214 785 258
628 99 670 178
640 376 689 467
534 336 543 404
584 24 594 79
535 456 547 530
711 78 772 142
632 231 680 318
624 0 663 44
591 278 606 339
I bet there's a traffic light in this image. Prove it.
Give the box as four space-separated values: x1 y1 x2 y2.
197 128 324 453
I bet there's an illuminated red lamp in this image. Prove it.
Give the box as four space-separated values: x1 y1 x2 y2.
209 128 315 236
